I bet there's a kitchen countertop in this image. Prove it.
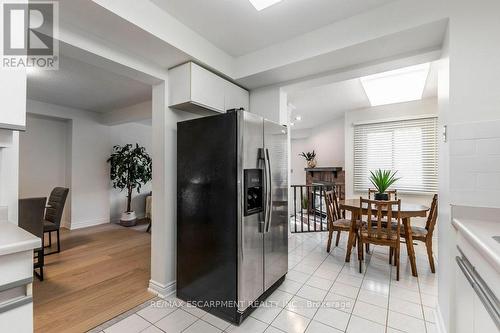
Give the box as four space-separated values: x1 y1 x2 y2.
0 220 41 256
452 206 500 274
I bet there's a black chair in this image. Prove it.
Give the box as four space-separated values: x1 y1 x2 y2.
43 187 69 255
19 197 47 281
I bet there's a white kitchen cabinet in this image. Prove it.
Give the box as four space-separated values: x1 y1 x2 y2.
474 293 498 332
224 81 249 112
455 258 475 333
169 62 248 115
0 70 26 131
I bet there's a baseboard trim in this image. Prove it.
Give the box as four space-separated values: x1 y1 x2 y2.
70 217 109 230
435 304 447 333
148 279 176 299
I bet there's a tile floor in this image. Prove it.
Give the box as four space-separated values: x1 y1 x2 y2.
89 231 438 333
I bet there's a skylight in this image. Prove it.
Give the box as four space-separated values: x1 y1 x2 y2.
248 0 283 11
360 63 430 107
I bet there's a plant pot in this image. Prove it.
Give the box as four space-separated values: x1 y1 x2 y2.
120 211 137 227
374 193 389 201
306 159 317 168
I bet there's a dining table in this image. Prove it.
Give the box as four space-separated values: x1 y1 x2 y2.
339 198 430 277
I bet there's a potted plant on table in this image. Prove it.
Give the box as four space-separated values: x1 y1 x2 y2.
108 144 152 226
300 150 317 168
369 169 400 201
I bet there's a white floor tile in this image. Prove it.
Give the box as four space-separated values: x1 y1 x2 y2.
347 315 386 333
352 300 387 325
183 319 222 333
137 304 177 323
305 320 343 333
357 289 389 308
287 270 311 284
264 326 285 333
361 278 390 296
336 272 364 288
278 278 303 294
296 285 328 302
226 317 268 333
251 304 283 324
286 296 319 319
390 287 421 304
182 303 207 317
323 292 355 313
422 306 436 323
306 275 333 291
266 289 294 308
201 312 231 330
426 321 438 333
387 310 427 333
314 306 350 331
420 293 438 308
104 314 151 333
141 326 163 333
271 309 311 333
155 309 198 333
389 297 424 319
330 281 360 299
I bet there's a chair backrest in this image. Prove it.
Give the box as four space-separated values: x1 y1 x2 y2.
324 190 341 222
360 197 401 241
368 188 398 200
425 194 438 237
19 197 46 238
45 187 69 226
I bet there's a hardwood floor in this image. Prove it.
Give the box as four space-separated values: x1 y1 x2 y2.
33 222 154 333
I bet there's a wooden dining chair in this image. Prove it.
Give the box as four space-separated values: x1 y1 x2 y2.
358 198 402 280
368 188 398 200
324 190 355 252
399 194 438 273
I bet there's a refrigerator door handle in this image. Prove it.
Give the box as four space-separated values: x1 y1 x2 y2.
265 148 273 233
258 148 268 234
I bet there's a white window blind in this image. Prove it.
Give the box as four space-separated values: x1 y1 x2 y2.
354 117 438 194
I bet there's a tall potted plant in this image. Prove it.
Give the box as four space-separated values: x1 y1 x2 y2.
108 144 152 226
369 169 400 200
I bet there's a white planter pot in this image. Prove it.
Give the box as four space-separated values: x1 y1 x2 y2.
120 211 137 227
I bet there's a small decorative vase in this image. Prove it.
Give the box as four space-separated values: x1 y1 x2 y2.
306 159 317 168
374 193 389 201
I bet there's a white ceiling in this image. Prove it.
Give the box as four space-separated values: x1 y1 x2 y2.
151 0 397 56
27 55 152 113
288 62 438 130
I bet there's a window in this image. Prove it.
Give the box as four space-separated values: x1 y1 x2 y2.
354 117 438 194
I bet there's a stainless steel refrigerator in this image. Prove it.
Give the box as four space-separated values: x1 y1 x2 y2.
177 110 288 325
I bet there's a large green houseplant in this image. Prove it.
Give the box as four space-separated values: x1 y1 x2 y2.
108 144 152 226
369 169 400 200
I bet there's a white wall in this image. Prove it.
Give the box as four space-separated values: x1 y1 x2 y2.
438 1 500 331
109 122 152 222
344 98 438 205
27 100 111 229
291 116 345 185
19 114 71 224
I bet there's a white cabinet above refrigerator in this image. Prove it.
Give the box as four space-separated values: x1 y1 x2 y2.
168 62 249 115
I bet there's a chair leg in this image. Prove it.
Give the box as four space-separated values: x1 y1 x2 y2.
365 243 370 254
426 239 435 273
335 231 341 246
326 228 334 253
56 229 61 253
396 246 400 281
389 248 393 265
358 238 363 273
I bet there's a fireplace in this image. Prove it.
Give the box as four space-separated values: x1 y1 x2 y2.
305 167 345 199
